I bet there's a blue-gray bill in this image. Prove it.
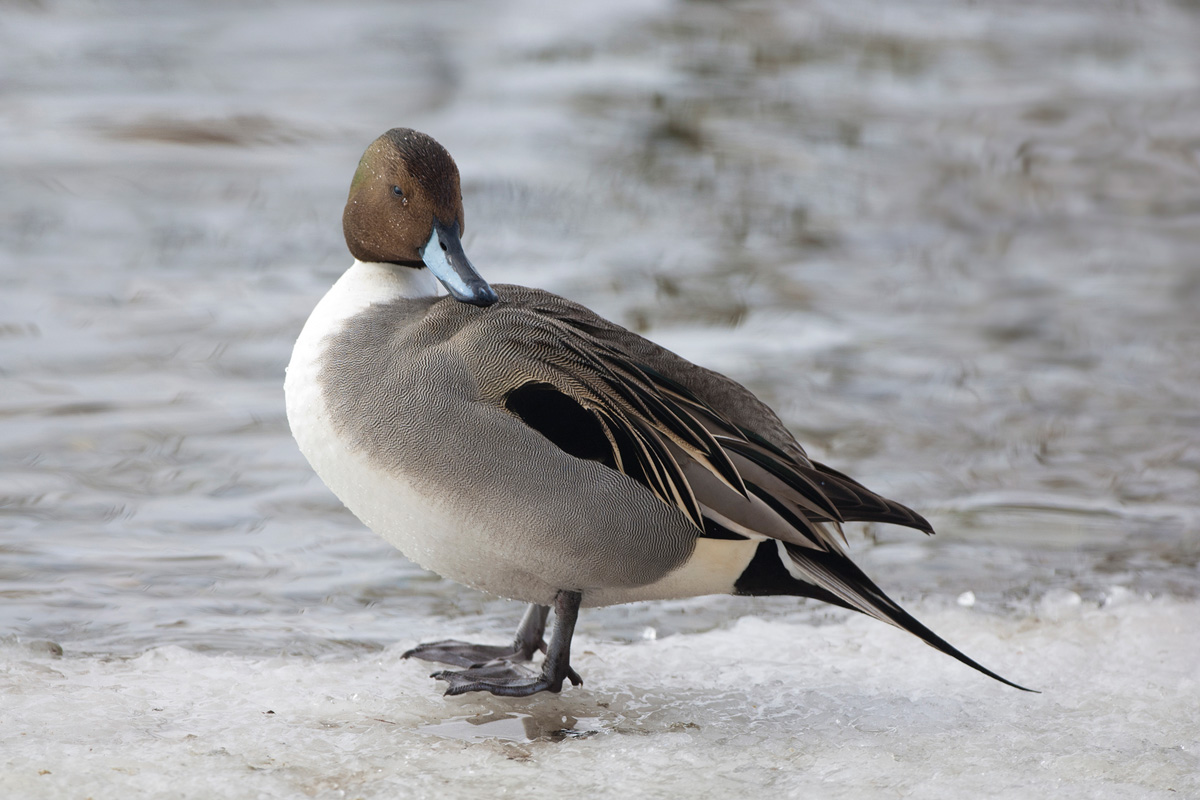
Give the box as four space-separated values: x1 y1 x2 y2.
421 219 498 307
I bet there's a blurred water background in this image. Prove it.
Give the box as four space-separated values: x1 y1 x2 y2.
2 0 1198 797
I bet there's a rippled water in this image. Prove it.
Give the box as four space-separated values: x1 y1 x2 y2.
2 0 1199 796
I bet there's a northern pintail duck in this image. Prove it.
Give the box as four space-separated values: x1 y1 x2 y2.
285 128 1030 696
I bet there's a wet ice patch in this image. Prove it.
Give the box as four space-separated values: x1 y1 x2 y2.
421 711 603 742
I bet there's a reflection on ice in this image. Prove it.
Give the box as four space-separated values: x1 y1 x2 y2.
421 711 603 743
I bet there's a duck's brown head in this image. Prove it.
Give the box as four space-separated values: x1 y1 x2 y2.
343 128 497 306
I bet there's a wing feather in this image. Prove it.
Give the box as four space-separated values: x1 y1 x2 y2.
490 305 928 549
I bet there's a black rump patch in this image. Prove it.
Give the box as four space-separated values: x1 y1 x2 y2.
733 541 853 610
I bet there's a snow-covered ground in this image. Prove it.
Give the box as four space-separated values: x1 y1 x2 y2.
4 593 1196 799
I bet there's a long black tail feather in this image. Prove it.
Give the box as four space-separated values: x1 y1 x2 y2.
781 541 1036 692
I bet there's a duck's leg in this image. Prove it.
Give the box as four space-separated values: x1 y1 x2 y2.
403 603 550 667
431 590 584 697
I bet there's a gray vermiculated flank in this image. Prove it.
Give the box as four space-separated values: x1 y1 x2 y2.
316 285 713 591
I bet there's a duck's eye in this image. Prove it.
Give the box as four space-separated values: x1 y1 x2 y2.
391 185 404 197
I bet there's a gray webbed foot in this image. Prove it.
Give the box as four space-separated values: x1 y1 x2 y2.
401 603 551 667
422 591 583 698
432 660 583 697
402 639 534 668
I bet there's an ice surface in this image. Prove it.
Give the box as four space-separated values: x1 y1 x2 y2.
3 594 1197 800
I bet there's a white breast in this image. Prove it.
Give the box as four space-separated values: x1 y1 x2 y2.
284 262 468 580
